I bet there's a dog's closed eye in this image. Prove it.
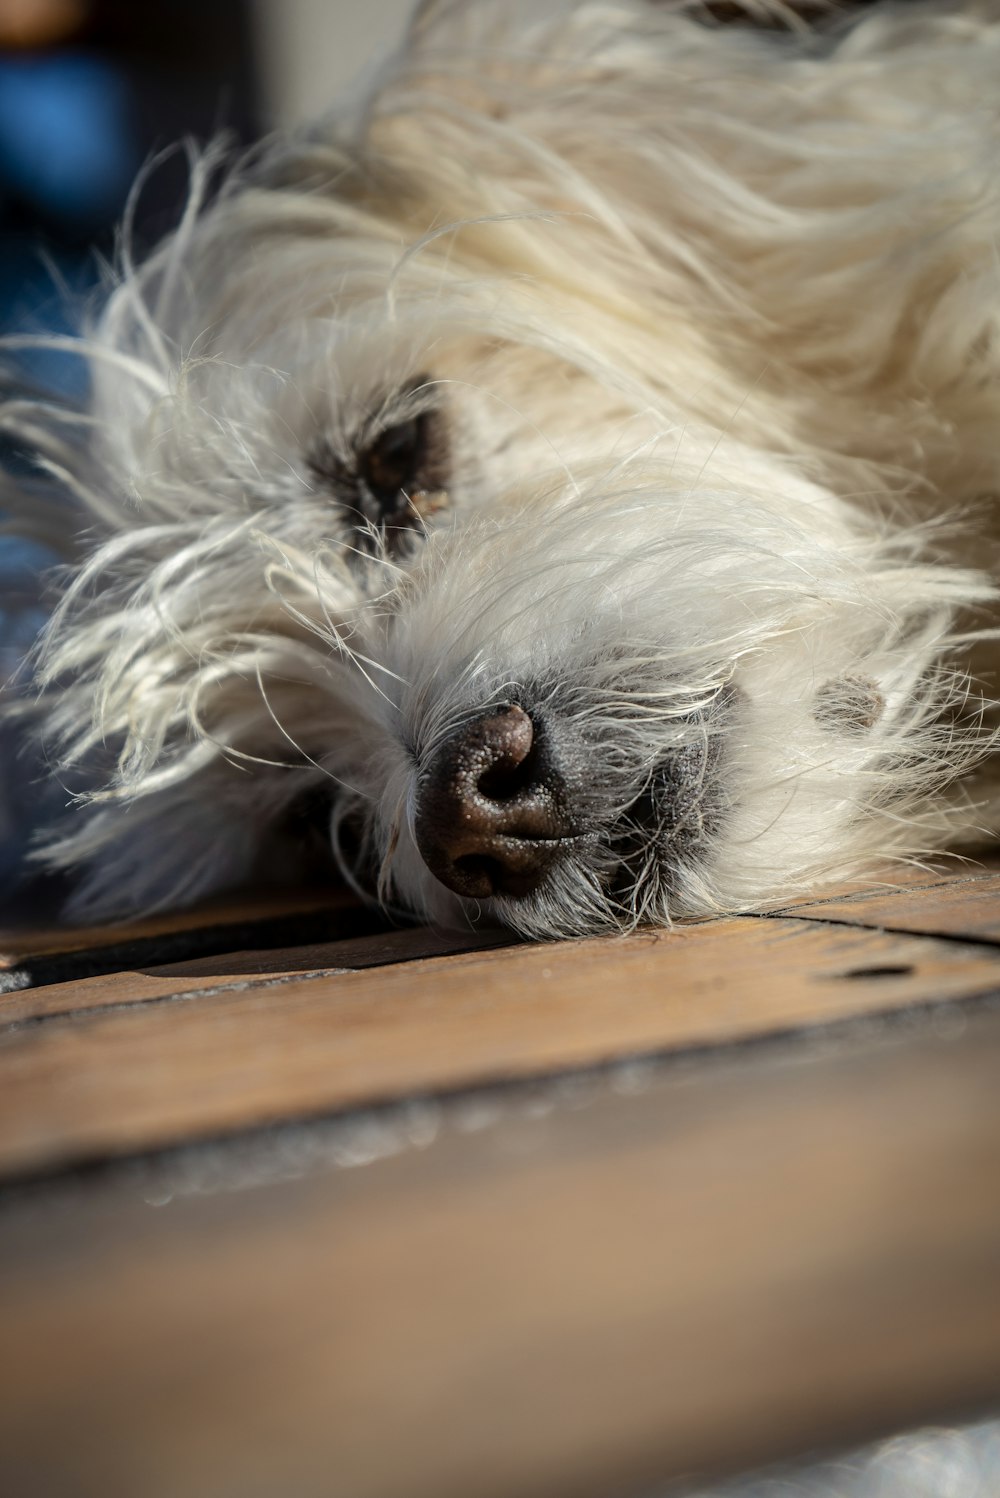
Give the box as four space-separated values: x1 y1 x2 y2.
310 380 450 555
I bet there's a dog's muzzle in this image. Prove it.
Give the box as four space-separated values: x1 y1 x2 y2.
413 704 576 899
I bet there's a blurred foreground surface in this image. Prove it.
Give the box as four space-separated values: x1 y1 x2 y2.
1 859 999 1497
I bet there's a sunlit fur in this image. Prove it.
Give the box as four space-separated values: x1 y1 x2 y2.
3 0 1000 937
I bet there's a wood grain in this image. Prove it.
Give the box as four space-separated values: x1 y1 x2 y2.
2 1004 998 1498
3 915 999 1180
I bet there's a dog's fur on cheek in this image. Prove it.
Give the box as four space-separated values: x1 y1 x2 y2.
3 0 1000 935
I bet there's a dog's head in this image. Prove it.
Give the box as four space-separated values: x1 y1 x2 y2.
10 0 993 933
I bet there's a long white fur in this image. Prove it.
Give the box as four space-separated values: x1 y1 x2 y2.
2 0 999 936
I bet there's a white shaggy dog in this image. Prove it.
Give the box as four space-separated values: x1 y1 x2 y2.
3 0 1000 938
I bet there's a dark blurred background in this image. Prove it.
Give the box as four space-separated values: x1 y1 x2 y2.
0 0 410 895
0 0 263 411
0 0 416 363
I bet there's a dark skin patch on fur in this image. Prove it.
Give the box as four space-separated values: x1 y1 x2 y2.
814 674 885 734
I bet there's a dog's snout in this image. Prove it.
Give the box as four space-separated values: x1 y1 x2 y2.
414 704 573 898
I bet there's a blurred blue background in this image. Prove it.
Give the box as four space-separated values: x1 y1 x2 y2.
0 0 412 902
0 0 261 389
0 0 262 897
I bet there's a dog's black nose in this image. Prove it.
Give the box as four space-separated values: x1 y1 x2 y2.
414 704 573 899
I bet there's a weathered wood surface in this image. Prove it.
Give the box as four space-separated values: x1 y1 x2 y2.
1 859 998 1498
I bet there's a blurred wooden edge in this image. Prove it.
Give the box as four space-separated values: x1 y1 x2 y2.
1 1001 998 1498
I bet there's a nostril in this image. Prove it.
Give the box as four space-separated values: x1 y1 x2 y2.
478 768 516 799
451 852 506 898
477 743 537 801
450 843 559 900
453 853 496 882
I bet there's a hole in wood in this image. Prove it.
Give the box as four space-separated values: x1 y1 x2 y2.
838 964 915 981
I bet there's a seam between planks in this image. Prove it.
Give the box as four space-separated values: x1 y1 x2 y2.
0 968 359 1034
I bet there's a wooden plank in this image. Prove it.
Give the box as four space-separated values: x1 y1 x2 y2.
773 867 1000 942
1 1004 998 1498
2 916 999 1179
